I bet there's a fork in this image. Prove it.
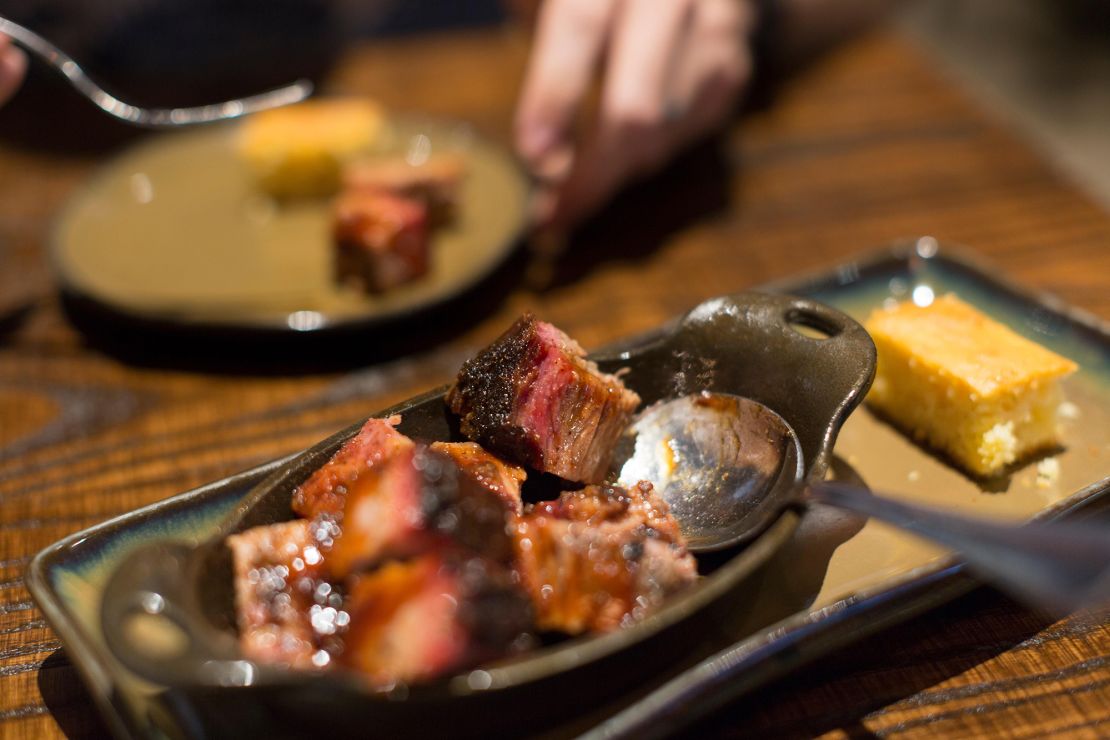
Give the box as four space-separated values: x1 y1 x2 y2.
0 15 312 127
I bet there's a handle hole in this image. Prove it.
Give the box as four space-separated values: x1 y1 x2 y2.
785 309 841 341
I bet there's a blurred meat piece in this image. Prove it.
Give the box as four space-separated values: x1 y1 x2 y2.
291 416 413 519
446 314 641 483
227 519 338 669
342 153 466 226
339 550 533 686
430 440 526 515
513 482 697 634
326 443 519 581
333 189 430 294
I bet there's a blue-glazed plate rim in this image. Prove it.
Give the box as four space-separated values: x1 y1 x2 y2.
27 240 1110 738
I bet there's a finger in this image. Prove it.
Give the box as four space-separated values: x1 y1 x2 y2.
539 126 617 229
0 37 27 108
599 0 695 174
665 0 752 145
546 0 694 226
515 0 617 171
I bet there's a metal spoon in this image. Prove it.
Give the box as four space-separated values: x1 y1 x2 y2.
617 391 1110 614
1 15 312 127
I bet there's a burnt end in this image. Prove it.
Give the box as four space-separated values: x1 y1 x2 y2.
417 446 520 566
227 519 338 669
338 550 533 686
543 481 687 544
446 314 641 483
326 443 521 581
513 483 697 634
342 153 466 227
429 441 526 515
324 442 426 581
457 561 536 651
446 314 545 467
291 416 413 519
332 189 430 294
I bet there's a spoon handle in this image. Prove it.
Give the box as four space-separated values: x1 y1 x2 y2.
809 482 1110 615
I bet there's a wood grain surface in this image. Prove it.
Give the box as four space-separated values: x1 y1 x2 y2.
1 25 1109 739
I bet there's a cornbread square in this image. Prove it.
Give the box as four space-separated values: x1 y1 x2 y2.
865 294 1077 477
237 99 385 198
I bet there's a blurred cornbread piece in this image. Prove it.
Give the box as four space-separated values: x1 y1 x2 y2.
333 190 429 294
865 294 1077 477
238 99 385 198
342 153 466 226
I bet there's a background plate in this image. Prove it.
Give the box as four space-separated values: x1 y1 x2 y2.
27 243 1110 738
50 114 528 335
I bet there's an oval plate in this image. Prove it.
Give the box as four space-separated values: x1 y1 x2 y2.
50 114 528 336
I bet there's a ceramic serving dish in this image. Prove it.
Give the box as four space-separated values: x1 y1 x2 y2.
27 242 1110 738
90 291 872 737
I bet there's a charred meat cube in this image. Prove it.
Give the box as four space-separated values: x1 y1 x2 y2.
430 441 526 515
227 519 339 669
333 189 430 294
339 550 533 686
326 444 519 581
513 483 697 634
446 314 641 483
342 153 466 226
291 416 413 520
537 480 687 543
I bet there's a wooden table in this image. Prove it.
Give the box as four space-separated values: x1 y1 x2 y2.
1 24 1108 739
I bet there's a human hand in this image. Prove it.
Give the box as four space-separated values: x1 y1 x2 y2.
515 0 756 229
0 34 27 107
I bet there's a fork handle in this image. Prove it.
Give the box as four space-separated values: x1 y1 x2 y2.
0 14 312 127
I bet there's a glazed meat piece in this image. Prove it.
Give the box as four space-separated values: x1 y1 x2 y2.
227 519 340 669
333 189 430 294
342 153 466 226
326 443 519 580
430 441 526 515
291 416 413 519
446 314 641 483
339 550 533 686
513 483 697 634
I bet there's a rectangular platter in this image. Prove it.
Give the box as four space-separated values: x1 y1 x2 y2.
27 242 1110 739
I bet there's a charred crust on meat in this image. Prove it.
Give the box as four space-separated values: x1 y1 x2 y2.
446 313 641 483
446 313 545 467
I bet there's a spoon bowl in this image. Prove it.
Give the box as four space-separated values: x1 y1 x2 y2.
617 392 803 552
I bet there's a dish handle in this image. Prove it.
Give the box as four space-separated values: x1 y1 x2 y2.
101 541 247 686
591 291 876 483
